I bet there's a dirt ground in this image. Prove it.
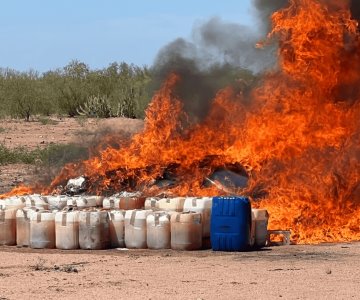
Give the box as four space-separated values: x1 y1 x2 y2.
0 117 144 193
0 117 359 299
0 243 359 299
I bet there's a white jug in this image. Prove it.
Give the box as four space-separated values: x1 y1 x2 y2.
4 196 26 210
146 211 171 249
171 212 202 250
108 210 125 248
158 197 185 212
252 209 269 247
79 209 110 250
55 209 80 250
67 196 97 209
124 210 151 249
45 195 68 210
183 197 212 238
25 194 49 210
103 197 121 210
16 208 39 247
0 208 17 245
144 197 161 210
30 211 55 249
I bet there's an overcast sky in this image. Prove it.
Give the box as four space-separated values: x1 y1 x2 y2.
0 0 258 71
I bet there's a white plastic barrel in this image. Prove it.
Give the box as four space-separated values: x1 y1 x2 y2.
16 208 38 247
0 208 17 245
146 211 171 249
144 197 161 210
103 197 121 210
86 195 104 207
67 196 97 209
79 209 110 250
183 197 212 237
124 209 151 249
25 194 49 210
119 196 146 210
30 211 55 249
45 195 68 210
55 210 80 250
158 197 185 212
252 209 269 247
4 196 26 210
108 210 125 248
170 212 202 250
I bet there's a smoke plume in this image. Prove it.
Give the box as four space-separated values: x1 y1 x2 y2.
152 0 360 119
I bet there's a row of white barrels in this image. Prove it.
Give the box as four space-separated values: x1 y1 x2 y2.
0 194 269 250
1 208 207 250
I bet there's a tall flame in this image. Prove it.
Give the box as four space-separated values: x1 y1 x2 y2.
2 0 360 244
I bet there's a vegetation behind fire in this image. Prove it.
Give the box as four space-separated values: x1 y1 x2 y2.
0 60 256 121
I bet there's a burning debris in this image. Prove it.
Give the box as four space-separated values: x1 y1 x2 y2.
65 176 88 195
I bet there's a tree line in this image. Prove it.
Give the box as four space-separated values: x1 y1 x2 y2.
0 60 152 120
0 60 257 121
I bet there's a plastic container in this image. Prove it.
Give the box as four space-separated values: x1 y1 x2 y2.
25 194 49 210
108 210 125 248
4 196 26 210
0 208 17 245
252 209 269 248
124 210 151 249
16 208 38 247
211 196 251 251
103 197 121 210
45 195 68 211
30 211 55 249
170 212 202 250
119 196 146 210
79 209 110 250
183 197 212 238
158 197 185 212
92 196 105 207
67 196 97 209
146 211 171 249
55 209 80 250
144 197 161 210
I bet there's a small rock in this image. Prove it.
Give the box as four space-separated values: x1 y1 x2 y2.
326 269 332 274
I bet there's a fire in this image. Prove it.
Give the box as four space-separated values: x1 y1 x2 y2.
2 0 360 244
0 185 34 199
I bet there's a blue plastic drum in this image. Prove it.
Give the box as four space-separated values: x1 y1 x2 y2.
210 196 251 251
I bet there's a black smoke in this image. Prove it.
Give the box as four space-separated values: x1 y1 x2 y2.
151 0 360 120
350 0 360 23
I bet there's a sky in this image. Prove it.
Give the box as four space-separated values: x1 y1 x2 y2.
0 0 257 72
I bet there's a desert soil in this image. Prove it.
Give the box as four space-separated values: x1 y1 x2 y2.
0 117 359 299
0 243 359 300
0 117 144 194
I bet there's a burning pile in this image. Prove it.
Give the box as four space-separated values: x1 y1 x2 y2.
2 0 360 244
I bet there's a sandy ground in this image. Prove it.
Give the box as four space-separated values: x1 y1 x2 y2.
0 117 359 299
0 243 359 299
0 117 144 193
0 117 144 150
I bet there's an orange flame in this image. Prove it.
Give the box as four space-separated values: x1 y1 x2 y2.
0 185 35 199
2 0 360 244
